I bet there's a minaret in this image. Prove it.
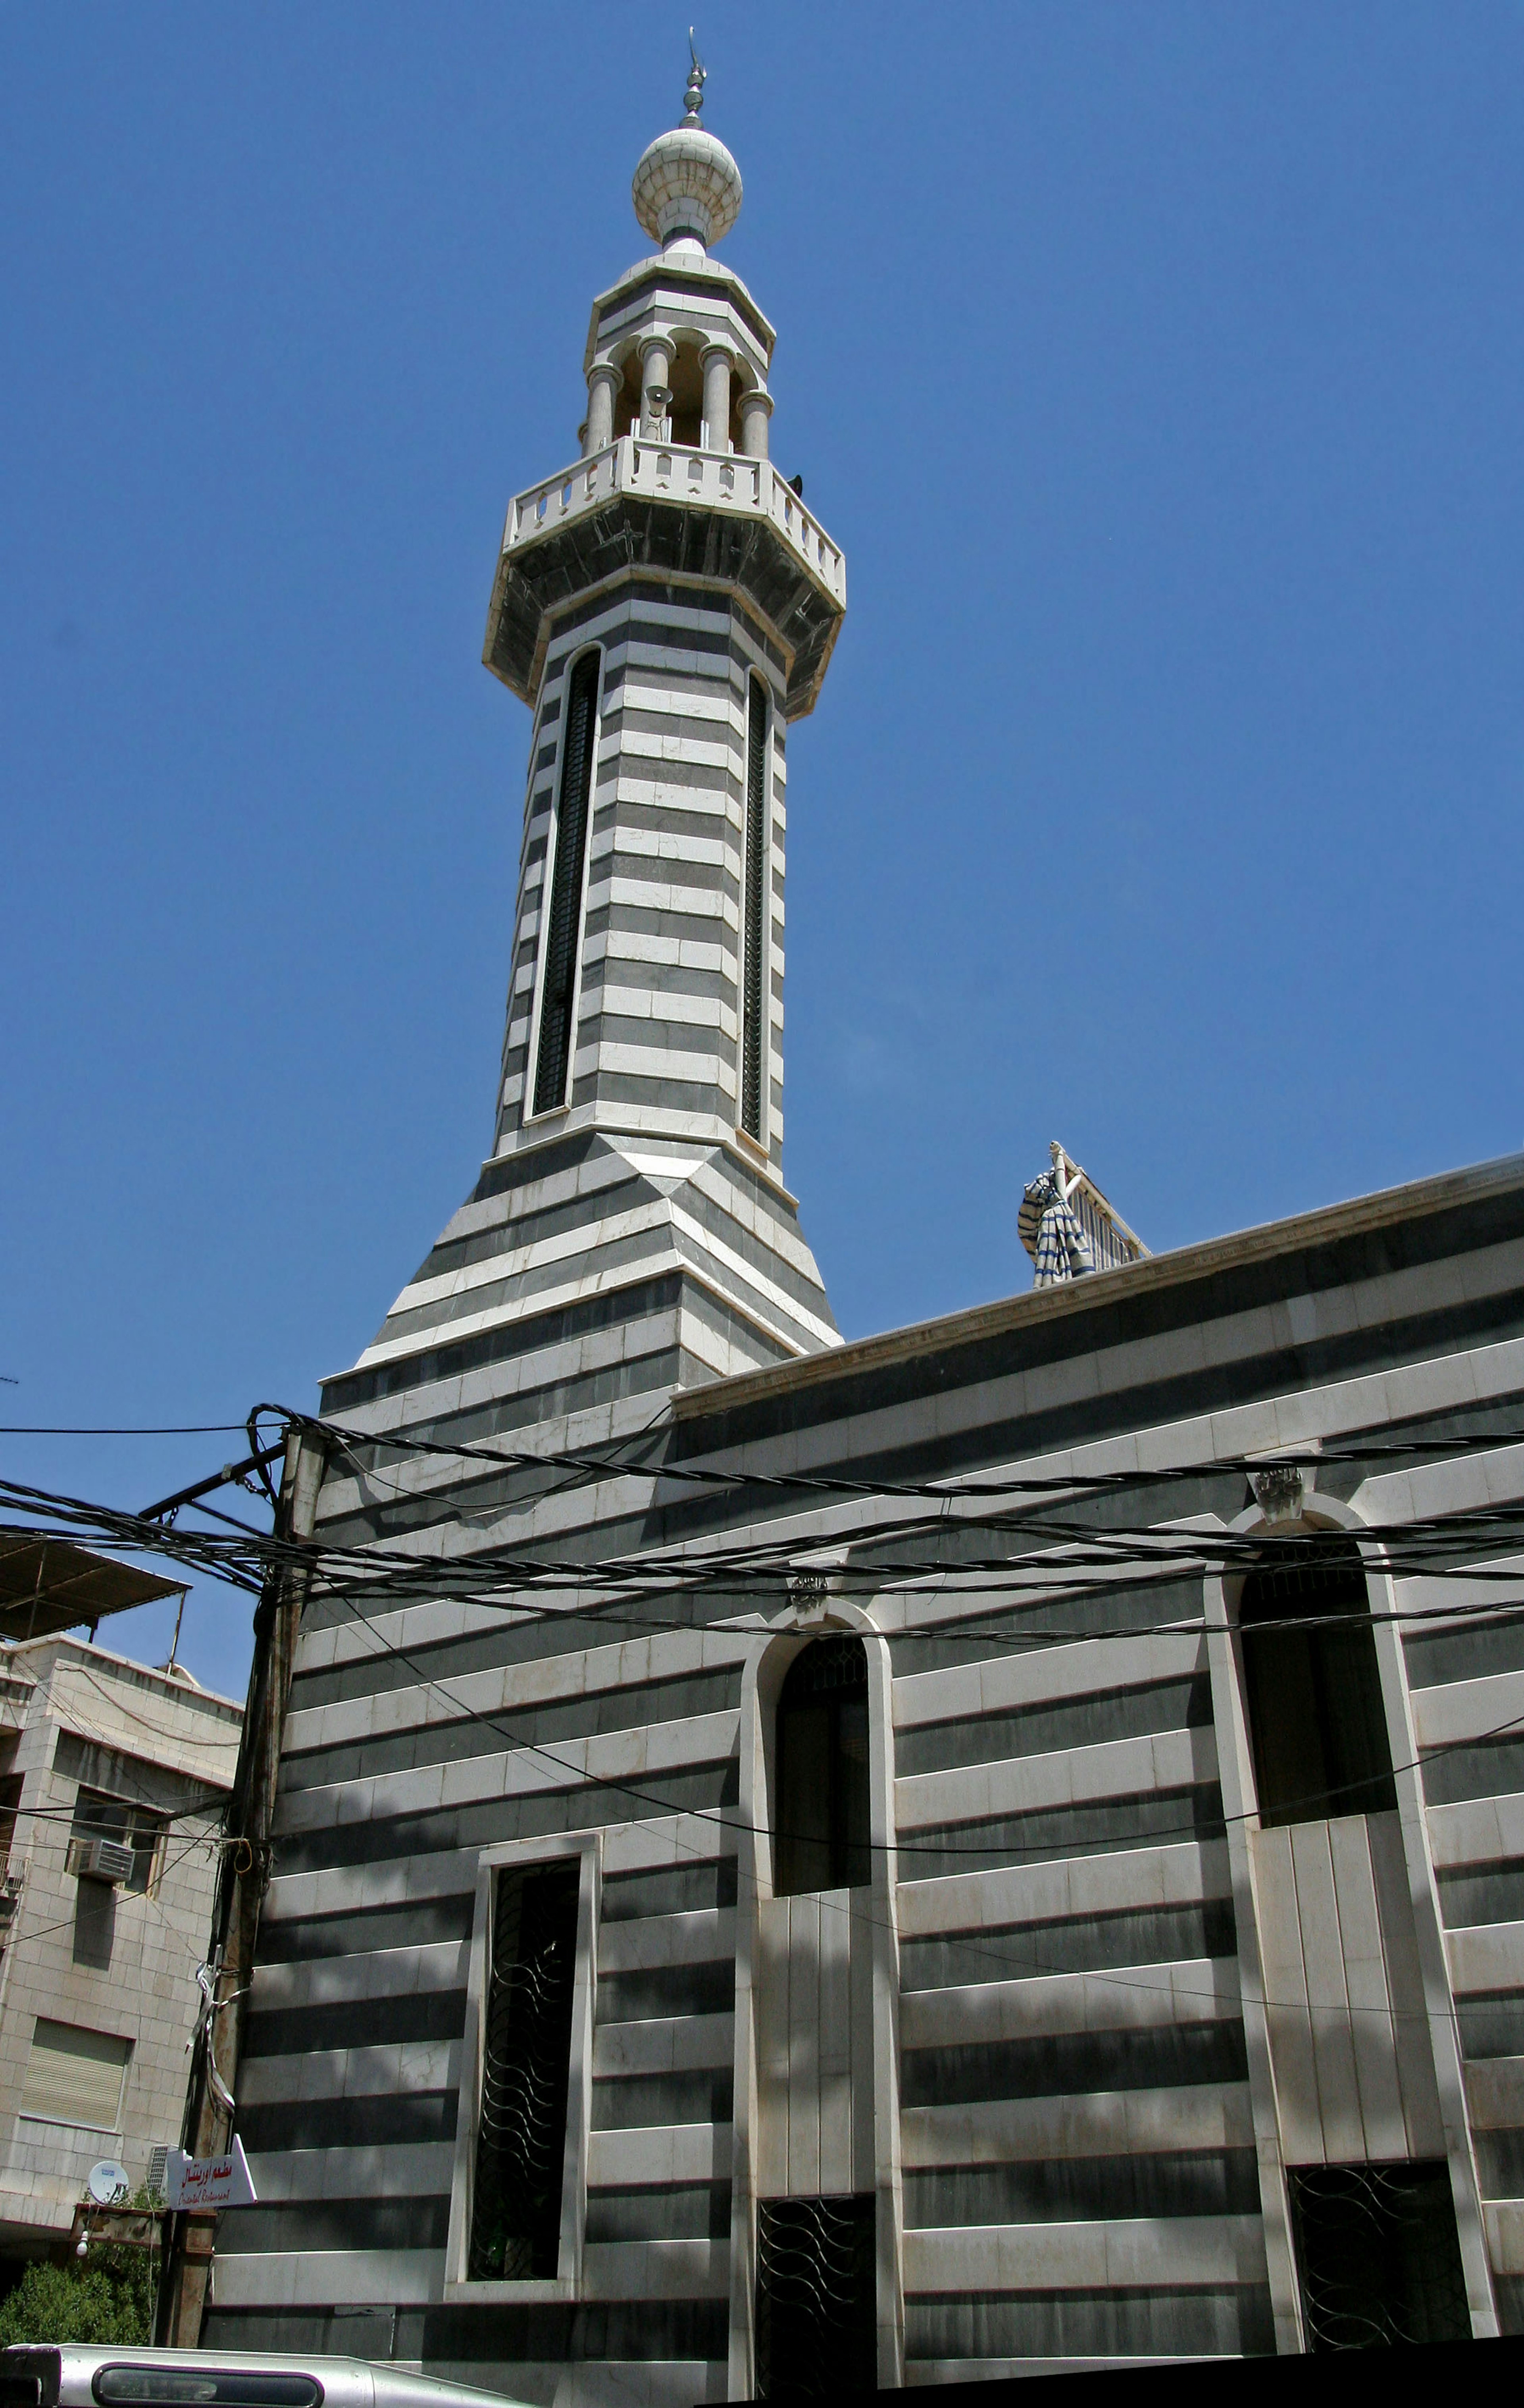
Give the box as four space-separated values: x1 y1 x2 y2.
319 66 845 1464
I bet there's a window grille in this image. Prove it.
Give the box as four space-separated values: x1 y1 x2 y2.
774 1634 871 1896
1238 1544 1396 1825
532 651 600 1116
741 675 768 1141
468 1862 579 2280
756 2193 876 2397
1287 2161 1469 2348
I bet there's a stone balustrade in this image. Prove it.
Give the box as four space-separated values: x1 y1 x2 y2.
503 437 847 608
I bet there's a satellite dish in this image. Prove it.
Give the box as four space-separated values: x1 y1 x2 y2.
87 2160 129 2205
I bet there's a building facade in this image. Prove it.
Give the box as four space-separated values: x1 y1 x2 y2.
0 1633 240 2267
210 80 1524 2400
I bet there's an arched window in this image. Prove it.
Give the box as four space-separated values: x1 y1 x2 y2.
1238 1541 1396 1827
774 1634 871 1896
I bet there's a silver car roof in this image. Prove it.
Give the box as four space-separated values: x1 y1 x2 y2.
1 2348 526 2408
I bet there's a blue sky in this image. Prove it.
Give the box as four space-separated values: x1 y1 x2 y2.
3 4 1522 1696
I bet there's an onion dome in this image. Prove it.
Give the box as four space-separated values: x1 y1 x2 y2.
631 37 743 250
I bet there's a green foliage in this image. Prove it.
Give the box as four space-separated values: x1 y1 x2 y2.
0 2188 158 2348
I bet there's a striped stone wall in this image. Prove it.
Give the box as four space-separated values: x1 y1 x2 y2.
209 1159 1524 2394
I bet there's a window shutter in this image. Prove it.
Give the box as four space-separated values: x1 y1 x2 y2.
21 2019 131 2130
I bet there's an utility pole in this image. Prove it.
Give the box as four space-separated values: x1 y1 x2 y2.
156 1422 324 2346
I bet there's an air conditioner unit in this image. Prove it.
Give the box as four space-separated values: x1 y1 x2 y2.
67 1836 136 1885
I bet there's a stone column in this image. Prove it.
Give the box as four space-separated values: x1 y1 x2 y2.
584 363 621 455
739 387 774 462
700 344 733 452
640 337 675 437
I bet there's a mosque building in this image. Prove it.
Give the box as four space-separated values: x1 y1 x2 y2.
206 64 1524 2398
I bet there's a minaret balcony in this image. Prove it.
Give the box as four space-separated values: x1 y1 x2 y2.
483 434 846 720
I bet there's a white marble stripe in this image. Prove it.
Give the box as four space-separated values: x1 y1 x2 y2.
896 1838 1231 1940
894 1632 1206 1729
1447 1919 1524 1993
903 2214 1268 2293
895 1727 1219 1835
240 2039 461 2108
210 2250 442 2308
901 2081 1255 2169
589 2121 732 2187
250 1937 469 2013
1413 1666 1524 1750
594 2013 734 2077
582 2239 727 2299
1426 1790 1524 1868
273 1707 739 1833
900 1955 1241 2050
242 2141 455 2200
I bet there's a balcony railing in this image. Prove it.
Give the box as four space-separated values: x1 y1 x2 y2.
502 437 846 609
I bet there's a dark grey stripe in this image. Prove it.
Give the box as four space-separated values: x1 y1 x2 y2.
1474 2127 1524 2199
585 2182 730 2242
256 1894 473 1966
903 2146 1260 2228
417 2295 729 2365
900 1899 1236 1993
1455 1990 1524 2060
319 1345 678 1490
217 2196 450 2255
591 2067 733 2129
1407 1609 1524 1690
604 848 733 895
897 1673 1211 1779
238 2090 456 2154
597 1958 734 2024
408 1172 651 1283
602 1857 738 1922
204 2300 728 2367
243 1991 466 2060
905 2286 1275 2362
589 1012 728 1062
284 1664 739 1773
887 1578 1212 1676
901 2018 1248 2107
273 1758 737 1880
900 1782 1226 1885
319 1270 681 1415
1422 1735 1524 1808
1436 1857 1524 1929
372 1236 677 1352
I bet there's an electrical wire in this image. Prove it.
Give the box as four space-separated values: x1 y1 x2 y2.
302 1580 1514 2027
0 1425 251 1438
10 1429 1524 2028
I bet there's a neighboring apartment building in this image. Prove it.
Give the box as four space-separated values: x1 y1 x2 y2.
0 1560 240 2273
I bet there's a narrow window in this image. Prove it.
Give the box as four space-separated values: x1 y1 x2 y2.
1239 1541 1395 1827
740 674 768 1141
774 1634 871 1896
1287 2162 1469 2348
532 651 600 1117
468 1861 579 2280
756 2194 876 2396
